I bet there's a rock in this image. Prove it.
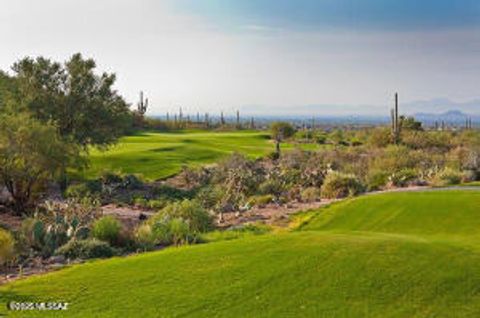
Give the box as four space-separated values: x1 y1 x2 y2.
48 255 66 264
49 263 65 270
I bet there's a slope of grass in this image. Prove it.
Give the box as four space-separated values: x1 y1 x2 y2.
2 190 480 317
83 130 316 180
300 190 480 239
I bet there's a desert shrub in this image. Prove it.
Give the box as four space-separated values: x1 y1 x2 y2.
300 187 321 203
134 224 156 251
0 229 15 265
434 168 463 186
314 133 327 144
153 200 213 233
122 174 144 190
366 170 390 191
388 168 418 187
100 171 124 184
148 200 213 245
178 166 212 188
370 145 418 173
92 216 122 246
152 218 191 246
195 186 223 210
152 185 194 201
321 172 364 199
56 239 115 259
65 180 102 198
246 194 274 207
213 153 265 210
258 178 285 199
266 151 280 160
133 197 169 210
461 170 477 183
402 131 452 150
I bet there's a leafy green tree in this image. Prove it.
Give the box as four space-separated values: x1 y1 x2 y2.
12 54 132 147
10 53 133 189
0 113 81 213
270 122 295 155
0 71 16 111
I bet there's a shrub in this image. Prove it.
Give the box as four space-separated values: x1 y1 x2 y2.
152 185 194 201
388 168 418 187
0 229 15 265
434 168 463 186
150 217 191 246
300 187 321 203
148 200 213 245
65 181 102 198
151 200 213 233
122 174 144 190
133 197 169 210
92 216 122 246
56 239 115 259
258 178 285 198
100 171 124 184
461 170 477 183
366 170 389 191
195 186 223 210
246 194 274 207
266 151 280 161
321 172 364 199
134 224 156 251
314 133 327 144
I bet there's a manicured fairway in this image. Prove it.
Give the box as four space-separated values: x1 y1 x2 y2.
84 130 315 180
301 190 480 240
2 190 480 317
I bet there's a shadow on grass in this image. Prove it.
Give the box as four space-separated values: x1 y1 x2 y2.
149 146 178 153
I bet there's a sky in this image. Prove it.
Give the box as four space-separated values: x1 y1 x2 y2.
1 0 480 116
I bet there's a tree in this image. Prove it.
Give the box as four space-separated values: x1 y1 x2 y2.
10 53 133 189
0 113 81 214
401 116 423 131
270 122 295 155
0 71 16 112
12 53 132 148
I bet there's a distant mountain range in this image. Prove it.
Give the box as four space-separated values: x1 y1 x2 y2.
403 98 480 115
414 110 478 125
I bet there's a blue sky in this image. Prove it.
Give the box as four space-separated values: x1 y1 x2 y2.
1 0 480 115
174 0 480 31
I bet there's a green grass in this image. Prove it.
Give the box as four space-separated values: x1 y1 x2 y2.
83 130 317 180
2 190 480 317
301 191 480 240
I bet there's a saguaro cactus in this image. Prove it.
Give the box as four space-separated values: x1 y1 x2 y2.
137 91 148 115
390 93 400 144
220 111 225 125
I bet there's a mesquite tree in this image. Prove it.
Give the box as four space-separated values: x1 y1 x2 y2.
10 53 132 190
270 122 295 156
0 113 81 214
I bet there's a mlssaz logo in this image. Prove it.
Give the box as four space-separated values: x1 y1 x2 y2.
8 301 69 311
